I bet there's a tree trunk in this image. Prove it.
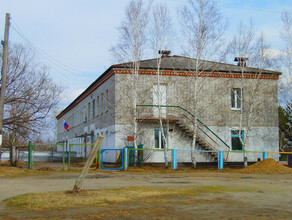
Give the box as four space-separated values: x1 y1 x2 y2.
10 145 17 167
191 134 197 168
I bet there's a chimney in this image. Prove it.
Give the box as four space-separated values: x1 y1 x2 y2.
234 57 248 67
158 50 171 58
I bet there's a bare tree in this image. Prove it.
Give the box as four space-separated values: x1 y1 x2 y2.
225 20 277 166
150 4 173 168
111 0 152 164
280 11 292 103
178 0 226 167
0 44 61 166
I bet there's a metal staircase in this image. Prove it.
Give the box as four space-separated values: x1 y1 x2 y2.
176 118 219 160
137 105 230 161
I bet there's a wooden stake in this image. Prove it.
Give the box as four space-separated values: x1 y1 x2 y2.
73 135 104 192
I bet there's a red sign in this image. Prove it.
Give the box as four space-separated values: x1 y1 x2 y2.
127 136 134 141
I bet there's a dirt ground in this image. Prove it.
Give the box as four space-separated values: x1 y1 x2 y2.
0 167 291 219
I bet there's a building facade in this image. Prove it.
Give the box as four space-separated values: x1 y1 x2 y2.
56 55 281 163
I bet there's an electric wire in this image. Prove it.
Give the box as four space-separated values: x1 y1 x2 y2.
10 18 97 78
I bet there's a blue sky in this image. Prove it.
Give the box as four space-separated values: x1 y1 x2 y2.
0 0 291 111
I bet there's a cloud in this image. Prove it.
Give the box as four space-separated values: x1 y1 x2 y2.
263 48 281 59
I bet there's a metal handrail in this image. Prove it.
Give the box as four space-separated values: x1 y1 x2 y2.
136 104 230 149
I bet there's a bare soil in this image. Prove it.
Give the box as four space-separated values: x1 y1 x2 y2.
0 159 291 219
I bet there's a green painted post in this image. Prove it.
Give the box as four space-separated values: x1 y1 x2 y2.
62 143 65 171
28 141 32 169
68 144 71 170
32 143 35 169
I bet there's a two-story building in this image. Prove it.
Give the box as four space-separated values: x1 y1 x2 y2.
56 54 281 163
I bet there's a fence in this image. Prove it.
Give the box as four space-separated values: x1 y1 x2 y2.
28 141 66 170
24 141 290 171
114 149 291 171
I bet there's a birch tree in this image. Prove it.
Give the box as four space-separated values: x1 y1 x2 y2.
226 21 276 167
280 11 292 104
111 0 152 161
150 4 173 168
178 0 226 168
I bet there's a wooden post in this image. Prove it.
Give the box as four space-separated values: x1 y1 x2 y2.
73 135 104 192
0 13 10 159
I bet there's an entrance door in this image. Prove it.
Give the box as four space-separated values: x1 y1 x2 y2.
153 84 167 118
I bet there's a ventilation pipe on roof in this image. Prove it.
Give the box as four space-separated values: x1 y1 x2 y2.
158 50 171 58
234 57 248 67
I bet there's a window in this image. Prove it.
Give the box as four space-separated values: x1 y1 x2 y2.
79 110 83 124
231 88 242 110
231 130 244 151
92 99 95 118
84 106 87 123
88 103 91 120
106 89 108 111
97 96 100 116
101 93 104 113
154 127 167 149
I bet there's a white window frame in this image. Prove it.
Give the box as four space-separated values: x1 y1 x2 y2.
231 88 242 110
154 127 167 149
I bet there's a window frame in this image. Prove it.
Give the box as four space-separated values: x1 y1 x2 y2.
154 127 167 149
92 99 95 118
231 88 242 110
231 130 244 151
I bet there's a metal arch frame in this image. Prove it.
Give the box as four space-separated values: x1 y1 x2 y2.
101 149 124 170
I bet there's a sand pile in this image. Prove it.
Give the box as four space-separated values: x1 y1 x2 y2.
239 158 292 174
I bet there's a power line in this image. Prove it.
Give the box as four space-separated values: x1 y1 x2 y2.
10 18 97 78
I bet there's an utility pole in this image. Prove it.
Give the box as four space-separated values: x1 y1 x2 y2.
0 13 10 160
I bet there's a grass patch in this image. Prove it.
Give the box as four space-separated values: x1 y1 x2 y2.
196 185 254 193
0 165 62 177
4 185 255 211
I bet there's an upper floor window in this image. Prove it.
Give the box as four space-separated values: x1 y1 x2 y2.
84 106 87 123
88 102 91 120
106 89 109 111
92 99 95 118
231 88 242 110
101 93 104 113
97 96 100 116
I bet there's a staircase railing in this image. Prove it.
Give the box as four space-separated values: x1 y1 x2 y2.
136 104 230 151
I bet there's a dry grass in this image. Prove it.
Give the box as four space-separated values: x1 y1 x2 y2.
4 185 254 211
0 162 58 177
0 166 38 177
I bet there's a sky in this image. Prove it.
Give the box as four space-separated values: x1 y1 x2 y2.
0 0 291 112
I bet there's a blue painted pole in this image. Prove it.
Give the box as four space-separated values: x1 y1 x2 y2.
219 151 223 170
124 148 128 170
263 152 267 160
172 149 177 170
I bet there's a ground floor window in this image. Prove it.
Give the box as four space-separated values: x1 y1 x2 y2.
154 127 167 149
231 130 244 150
